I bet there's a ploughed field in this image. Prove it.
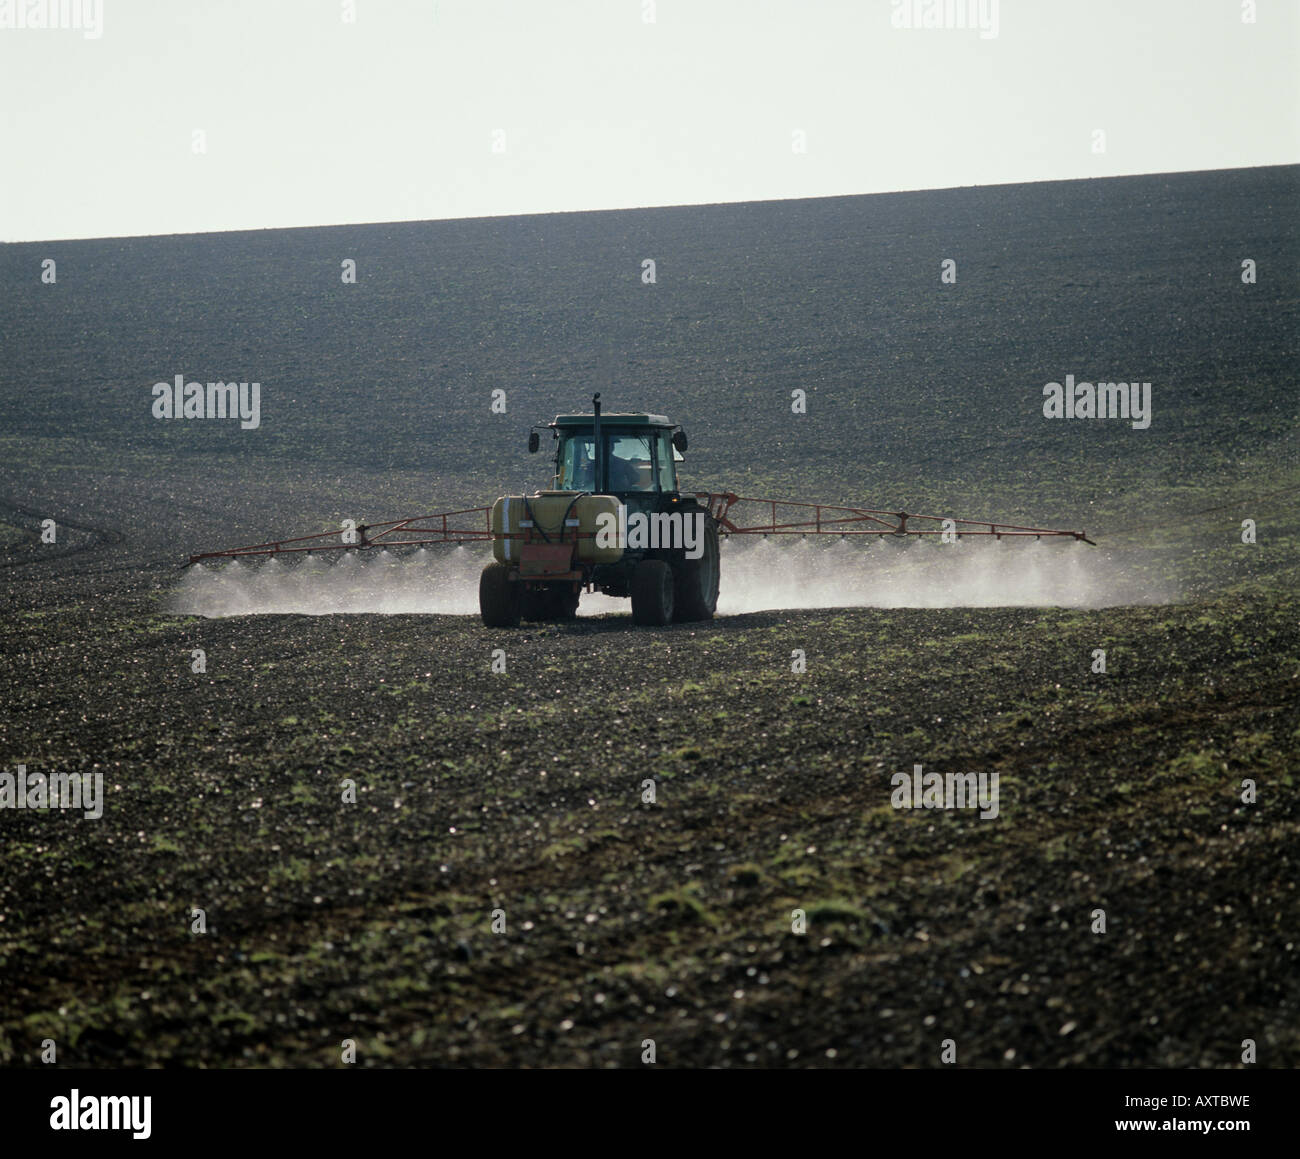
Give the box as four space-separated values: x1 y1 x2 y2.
0 166 1297 1067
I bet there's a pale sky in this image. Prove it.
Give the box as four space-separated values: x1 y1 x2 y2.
1 0 1296 242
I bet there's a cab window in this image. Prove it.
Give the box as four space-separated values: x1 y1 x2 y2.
655 430 677 492
606 434 654 492
558 435 596 491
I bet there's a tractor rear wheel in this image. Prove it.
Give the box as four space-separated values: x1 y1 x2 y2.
673 517 719 621
479 562 521 627
630 560 675 626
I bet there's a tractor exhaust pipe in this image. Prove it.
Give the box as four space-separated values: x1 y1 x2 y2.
592 392 604 494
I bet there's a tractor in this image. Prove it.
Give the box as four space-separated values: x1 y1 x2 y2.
479 393 719 627
185 396 1094 620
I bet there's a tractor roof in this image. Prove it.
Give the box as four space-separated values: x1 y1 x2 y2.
552 412 673 428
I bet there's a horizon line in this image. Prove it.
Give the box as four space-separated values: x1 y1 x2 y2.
3 161 1296 247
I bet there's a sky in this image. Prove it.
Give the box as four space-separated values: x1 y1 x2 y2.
0 0 1297 242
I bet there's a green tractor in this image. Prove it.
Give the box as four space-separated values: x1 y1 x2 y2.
187 404 1095 614
479 394 720 627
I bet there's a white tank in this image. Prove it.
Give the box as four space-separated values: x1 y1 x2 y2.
491 492 624 565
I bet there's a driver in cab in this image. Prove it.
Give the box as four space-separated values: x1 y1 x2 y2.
607 446 653 491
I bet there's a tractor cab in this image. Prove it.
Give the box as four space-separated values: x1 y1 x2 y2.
529 394 687 507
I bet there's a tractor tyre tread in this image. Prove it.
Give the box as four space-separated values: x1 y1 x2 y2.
630 559 674 626
480 562 522 627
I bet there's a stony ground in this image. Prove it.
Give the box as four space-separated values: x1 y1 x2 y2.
2 167 1297 1067
2 500 1297 1066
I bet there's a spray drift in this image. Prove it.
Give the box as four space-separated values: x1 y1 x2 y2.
178 398 1114 625
172 535 1169 619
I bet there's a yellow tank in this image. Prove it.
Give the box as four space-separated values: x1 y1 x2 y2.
492 492 623 565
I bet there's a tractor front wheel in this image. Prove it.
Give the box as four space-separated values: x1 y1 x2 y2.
524 585 579 622
480 562 521 627
549 587 580 621
630 560 675 626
